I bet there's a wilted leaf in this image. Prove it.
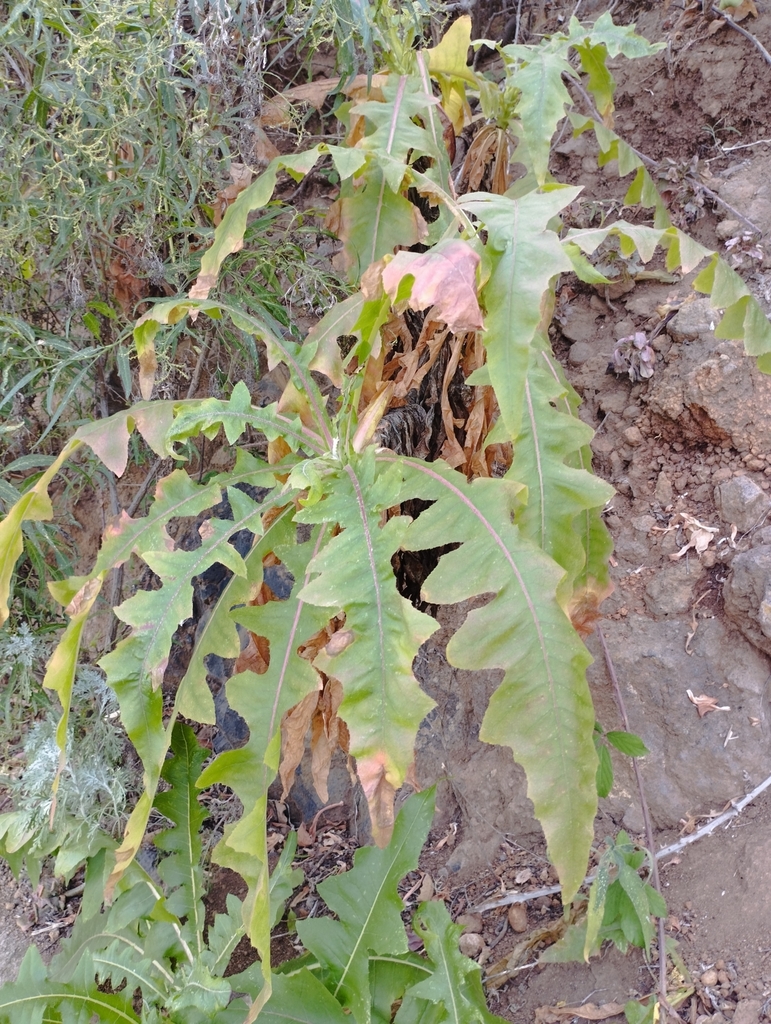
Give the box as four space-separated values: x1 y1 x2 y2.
686 689 730 717
381 241 483 332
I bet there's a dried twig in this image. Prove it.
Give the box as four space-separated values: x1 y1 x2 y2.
712 7 771 67
472 769 771 912
655 771 771 860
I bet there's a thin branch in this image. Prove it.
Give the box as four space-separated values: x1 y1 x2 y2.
655 771 771 860
471 768 771 912
598 626 676 1019
712 8 771 67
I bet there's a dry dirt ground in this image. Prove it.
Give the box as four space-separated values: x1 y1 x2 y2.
4 0 771 1020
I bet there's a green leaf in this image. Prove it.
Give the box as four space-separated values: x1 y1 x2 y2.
331 164 429 281
511 354 614 600
393 456 597 905
606 731 649 758
461 188 578 440
197 527 330 999
269 832 303 928
595 744 614 799
370 954 434 1024
205 893 246 978
101 483 281 894
154 723 209 953
402 900 506 1023
296 453 438 840
503 50 574 184
616 862 655 952
0 945 140 1024
260 970 349 1024
296 789 435 1024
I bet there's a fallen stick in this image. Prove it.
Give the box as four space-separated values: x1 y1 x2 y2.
472 723 771 913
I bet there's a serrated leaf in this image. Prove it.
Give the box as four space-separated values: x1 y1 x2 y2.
393 456 597 904
0 945 140 1024
401 900 506 1024
296 454 438 842
197 528 330 1002
512 356 614 601
461 188 578 440
296 789 435 1024
505 50 574 184
154 723 209 953
329 164 428 281
606 731 649 758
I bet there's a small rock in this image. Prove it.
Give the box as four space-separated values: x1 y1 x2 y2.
692 484 713 503
561 306 599 344
458 932 485 958
622 404 640 420
702 550 717 568
631 515 656 535
568 341 593 366
668 298 721 343
655 471 674 504
716 219 742 241
674 473 690 493
713 467 733 484
456 913 483 934
508 903 528 933
724 544 771 654
732 1001 762 1024
702 968 720 987
623 425 644 446
715 476 771 532
644 560 703 618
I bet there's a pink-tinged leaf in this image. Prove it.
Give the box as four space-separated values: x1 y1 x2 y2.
137 336 158 401
381 241 483 332
74 412 132 476
133 402 175 457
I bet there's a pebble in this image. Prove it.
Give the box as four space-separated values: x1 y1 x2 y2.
702 968 720 987
508 903 528 933
568 341 593 366
623 425 644 446
458 932 485 958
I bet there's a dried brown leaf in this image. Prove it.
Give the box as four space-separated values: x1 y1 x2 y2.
235 631 271 676
686 689 730 717
310 678 345 802
279 688 321 799
358 758 396 847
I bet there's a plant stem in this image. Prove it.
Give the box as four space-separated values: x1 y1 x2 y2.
597 625 680 1020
